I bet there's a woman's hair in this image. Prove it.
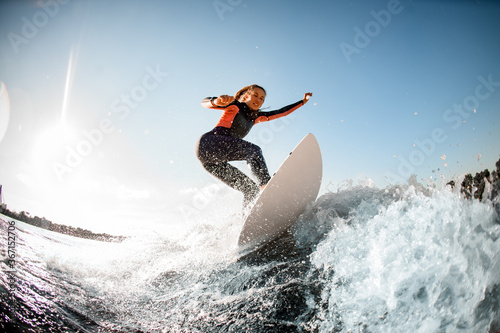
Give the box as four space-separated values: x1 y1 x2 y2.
235 84 266 102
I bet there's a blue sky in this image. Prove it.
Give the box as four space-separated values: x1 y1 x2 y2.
1 0 499 232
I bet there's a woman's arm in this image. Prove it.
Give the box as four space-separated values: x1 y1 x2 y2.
201 97 218 108
201 95 235 109
255 92 312 124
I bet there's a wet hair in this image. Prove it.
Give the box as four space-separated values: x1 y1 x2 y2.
235 84 266 102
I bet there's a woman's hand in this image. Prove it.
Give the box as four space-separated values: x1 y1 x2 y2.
215 95 235 106
303 92 313 104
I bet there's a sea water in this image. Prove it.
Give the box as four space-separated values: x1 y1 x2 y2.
1 180 499 332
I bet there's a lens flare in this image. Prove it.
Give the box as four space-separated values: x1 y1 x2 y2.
0 82 11 144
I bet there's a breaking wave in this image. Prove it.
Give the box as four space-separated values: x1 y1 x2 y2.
1 176 499 332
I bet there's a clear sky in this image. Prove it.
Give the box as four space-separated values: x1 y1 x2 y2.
1 0 499 233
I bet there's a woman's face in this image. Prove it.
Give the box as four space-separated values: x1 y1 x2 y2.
244 87 266 111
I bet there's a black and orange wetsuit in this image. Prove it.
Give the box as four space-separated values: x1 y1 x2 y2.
195 97 305 206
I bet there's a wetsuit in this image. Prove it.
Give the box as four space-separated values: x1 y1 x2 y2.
195 97 304 206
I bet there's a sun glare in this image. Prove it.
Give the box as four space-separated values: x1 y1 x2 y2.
32 122 77 179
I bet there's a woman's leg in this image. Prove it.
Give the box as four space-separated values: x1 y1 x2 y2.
201 161 259 207
196 133 271 203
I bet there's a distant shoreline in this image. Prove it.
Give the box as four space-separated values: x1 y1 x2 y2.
0 210 126 242
1 158 498 242
447 158 500 203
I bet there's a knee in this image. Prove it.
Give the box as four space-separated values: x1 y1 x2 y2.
247 144 264 161
202 162 217 173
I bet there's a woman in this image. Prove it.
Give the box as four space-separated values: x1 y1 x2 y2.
195 84 312 207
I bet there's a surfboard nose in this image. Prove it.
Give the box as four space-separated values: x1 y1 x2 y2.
238 133 322 248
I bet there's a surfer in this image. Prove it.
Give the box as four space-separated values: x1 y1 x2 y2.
195 84 312 207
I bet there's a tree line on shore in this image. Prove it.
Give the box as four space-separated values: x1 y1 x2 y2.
448 158 500 203
0 208 126 242
1 158 498 241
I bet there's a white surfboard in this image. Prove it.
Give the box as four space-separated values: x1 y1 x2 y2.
238 133 322 250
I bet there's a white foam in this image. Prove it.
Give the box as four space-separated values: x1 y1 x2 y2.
309 186 499 332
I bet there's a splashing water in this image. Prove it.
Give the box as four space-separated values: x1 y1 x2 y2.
308 186 500 332
1 182 499 332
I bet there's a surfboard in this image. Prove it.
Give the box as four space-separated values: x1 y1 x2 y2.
238 133 322 251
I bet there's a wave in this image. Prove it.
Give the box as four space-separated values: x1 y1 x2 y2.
1 174 499 332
